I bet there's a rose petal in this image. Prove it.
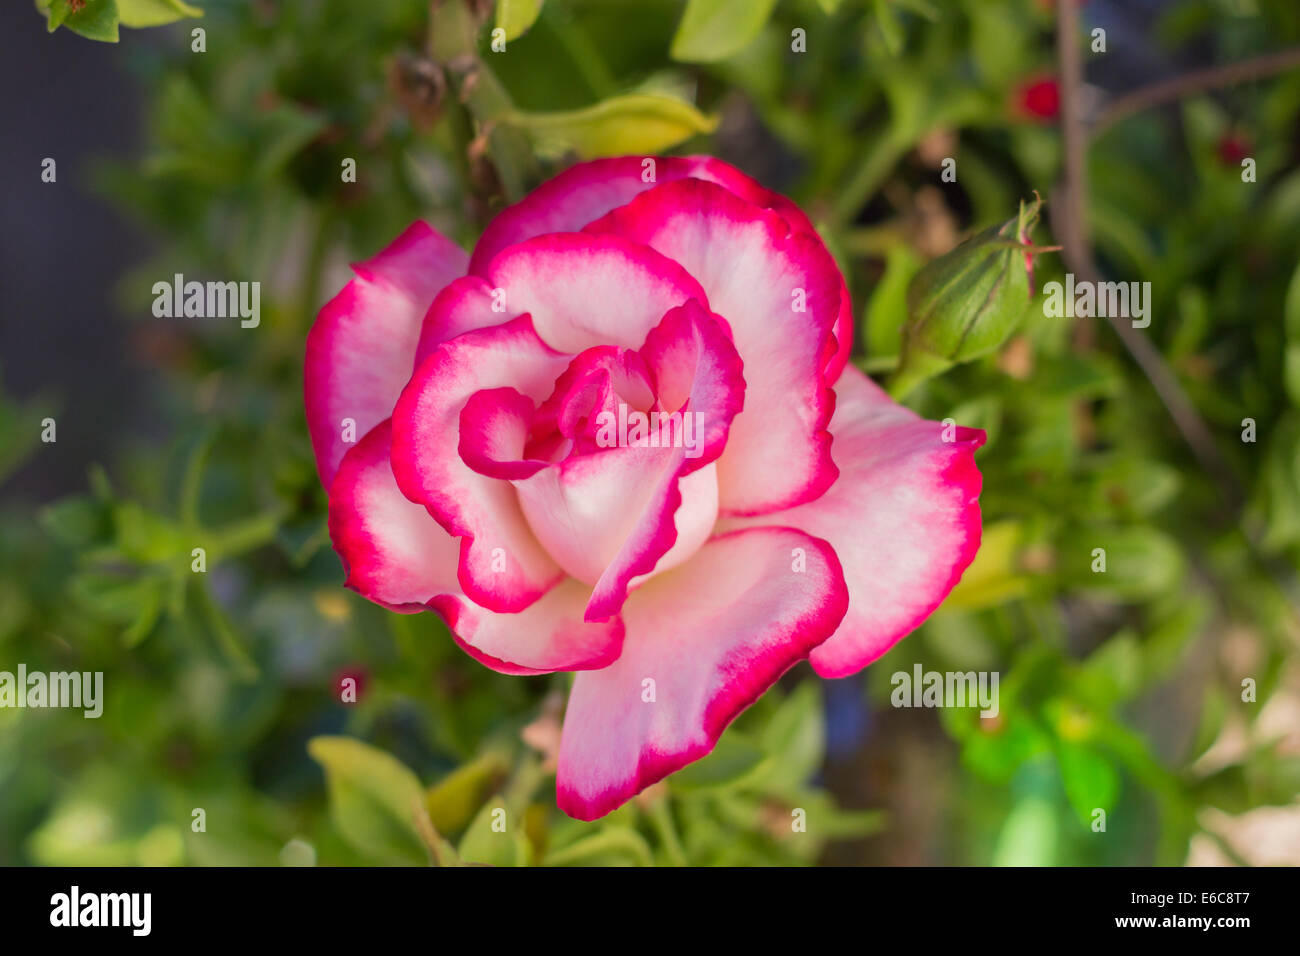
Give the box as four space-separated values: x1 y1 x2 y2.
722 367 985 678
329 420 621 672
469 155 853 381
585 179 841 515
431 580 625 676
458 386 551 480
391 316 570 613
328 419 459 611
511 301 744 621
556 526 849 820
306 221 468 485
475 232 709 355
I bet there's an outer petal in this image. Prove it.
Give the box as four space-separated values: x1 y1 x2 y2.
585 179 840 515
328 419 460 611
391 316 569 613
468 155 853 381
328 420 621 672
431 580 625 676
555 527 849 820
723 367 985 678
306 221 468 485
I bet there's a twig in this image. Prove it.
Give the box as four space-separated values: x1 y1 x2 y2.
1053 0 1242 506
1093 45 1300 135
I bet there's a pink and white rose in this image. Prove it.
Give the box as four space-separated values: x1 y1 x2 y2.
305 156 985 820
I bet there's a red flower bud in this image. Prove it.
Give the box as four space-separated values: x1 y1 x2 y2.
1014 76 1060 122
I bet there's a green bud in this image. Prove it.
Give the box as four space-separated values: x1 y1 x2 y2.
888 195 1053 398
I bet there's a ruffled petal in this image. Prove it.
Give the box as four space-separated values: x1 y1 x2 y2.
328 420 621 672
469 155 852 381
585 179 840 515
512 300 744 621
722 367 985 678
391 316 570 612
306 221 467 485
431 580 625 675
474 232 708 354
555 526 849 820
327 419 459 611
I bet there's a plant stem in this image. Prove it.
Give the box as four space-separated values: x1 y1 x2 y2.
1053 0 1241 506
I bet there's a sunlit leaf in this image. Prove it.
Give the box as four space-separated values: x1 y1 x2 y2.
669 0 780 63
495 0 543 42
505 94 717 159
117 0 202 28
308 737 428 865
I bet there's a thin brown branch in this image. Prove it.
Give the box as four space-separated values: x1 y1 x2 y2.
1094 45 1300 134
1053 0 1242 506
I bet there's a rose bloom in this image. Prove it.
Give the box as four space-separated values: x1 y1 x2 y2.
305 156 984 819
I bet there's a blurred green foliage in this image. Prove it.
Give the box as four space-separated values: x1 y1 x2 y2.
4 0 1300 865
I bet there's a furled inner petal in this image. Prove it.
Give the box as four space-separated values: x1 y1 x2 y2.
390 316 570 613
585 179 840 516
506 300 745 622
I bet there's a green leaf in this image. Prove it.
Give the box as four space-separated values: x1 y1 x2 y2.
793 790 887 838
992 795 1057 866
669 730 765 792
941 520 1028 610
42 0 121 42
544 826 653 866
192 579 258 680
116 0 202 28
1056 741 1120 825
1076 631 1143 707
41 496 112 548
961 718 1050 783
308 737 429 865
754 682 825 793
456 797 528 866
495 0 543 42
670 0 780 63
505 94 717 159
863 244 922 360
112 501 188 565
1062 526 1185 600
1286 258 1300 341
425 752 509 836
70 572 163 630
872 0 904 56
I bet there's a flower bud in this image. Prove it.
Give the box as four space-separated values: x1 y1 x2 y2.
888 195 1050 398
